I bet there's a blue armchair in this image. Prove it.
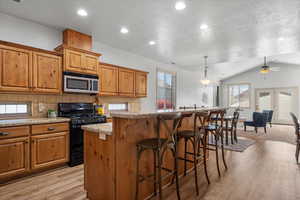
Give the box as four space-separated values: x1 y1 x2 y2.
244 112 268 133
262 110 273 127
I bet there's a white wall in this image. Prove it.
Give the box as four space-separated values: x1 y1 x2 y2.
0 12 211 111
221 62 300 119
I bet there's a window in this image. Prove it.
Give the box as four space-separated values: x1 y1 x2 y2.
0 103 31 117
108 103 128 111
228 84 250 108
156 70 176 110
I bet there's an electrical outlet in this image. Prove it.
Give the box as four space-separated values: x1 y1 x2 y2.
38 103 46 113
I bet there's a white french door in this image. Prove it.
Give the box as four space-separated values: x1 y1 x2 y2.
255 87 298 124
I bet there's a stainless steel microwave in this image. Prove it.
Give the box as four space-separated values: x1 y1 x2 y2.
63 72 99 94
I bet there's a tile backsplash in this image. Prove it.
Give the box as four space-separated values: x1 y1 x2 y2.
0 93 141 118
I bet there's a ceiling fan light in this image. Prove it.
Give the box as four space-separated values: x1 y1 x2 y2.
260 68 270 74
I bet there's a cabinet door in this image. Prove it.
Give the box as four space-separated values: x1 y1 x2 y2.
65 49 84 73
135 72 147 97
31 132 69 170
32 52 62 94
0 46 32 92
100 64 118 96
84 54 98 74
118 68 135 97
0 137 29 179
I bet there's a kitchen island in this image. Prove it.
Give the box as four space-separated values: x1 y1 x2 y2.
82 108 224 200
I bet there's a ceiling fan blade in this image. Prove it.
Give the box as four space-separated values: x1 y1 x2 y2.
270 67 280 72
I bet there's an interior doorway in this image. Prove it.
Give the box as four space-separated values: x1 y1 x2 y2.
255 87 299 124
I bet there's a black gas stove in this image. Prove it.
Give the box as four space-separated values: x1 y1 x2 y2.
58 103 106 167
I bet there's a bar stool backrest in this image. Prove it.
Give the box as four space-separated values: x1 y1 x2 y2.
157 112 182 148
232 111 240 128
195 111 210 131
290 112 300 139
208 110 225 127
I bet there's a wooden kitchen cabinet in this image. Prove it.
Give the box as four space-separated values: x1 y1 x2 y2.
55 45 100 75
118 68 135 97
32 52 62 94
0 41 63 94
99 62 148 97
84 54 99 74
135 71 147 97
0 45 32 92
31 131 69 170
0 137 30 179
0 122 69 181
99 63 119 96
64 49 84 73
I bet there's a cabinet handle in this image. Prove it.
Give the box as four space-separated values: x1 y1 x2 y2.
0 132 9 136
48 127 55 131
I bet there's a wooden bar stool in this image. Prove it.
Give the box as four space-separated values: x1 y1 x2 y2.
176 112 210 195
204 110 228 177
135 113 182 200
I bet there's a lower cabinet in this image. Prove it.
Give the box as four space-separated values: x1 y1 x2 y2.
0 123 69 181
0 137 30 179
31 132 69 170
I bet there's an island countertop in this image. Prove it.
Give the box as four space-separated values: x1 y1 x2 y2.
110 107 225 119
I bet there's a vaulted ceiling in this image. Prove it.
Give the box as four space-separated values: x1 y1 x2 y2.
1 0 300 79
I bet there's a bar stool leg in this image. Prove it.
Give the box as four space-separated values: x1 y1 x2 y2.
135 147 142 200
173 147 181 200
153 150 157 195
157 150 163 200
230 128 234 144
193 139 199 195
202 132 210 184
221 132 228 170
214 135 221 177
184 138 187 176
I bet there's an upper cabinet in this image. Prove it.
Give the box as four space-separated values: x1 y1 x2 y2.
0 45 32 92
63 29 92 51
32 52 62 93
118 68 135 97
135 71 147 97
99 63 119 96
55 45 100 75
0 42 62 94
99 63 148 97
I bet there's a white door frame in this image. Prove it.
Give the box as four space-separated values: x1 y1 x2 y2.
255 87 299 125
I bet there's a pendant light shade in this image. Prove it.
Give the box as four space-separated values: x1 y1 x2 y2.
201 56 210 85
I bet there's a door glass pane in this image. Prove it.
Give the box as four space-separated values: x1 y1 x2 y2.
278 91 292 121
229 86 239 107
258 92 272 111
239 85 250 107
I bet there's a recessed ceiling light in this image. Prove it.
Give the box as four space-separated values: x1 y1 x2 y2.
175 1 186 10
77 9 88 17
120 27 129 34
200 24 209 30
278 37 284 41
149 41 156 45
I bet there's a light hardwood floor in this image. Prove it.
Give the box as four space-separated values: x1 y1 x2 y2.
0 138 299 200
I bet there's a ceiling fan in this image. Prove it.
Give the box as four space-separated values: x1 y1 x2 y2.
260 56 280 74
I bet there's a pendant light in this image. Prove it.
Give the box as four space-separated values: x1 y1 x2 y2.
201 56 210 85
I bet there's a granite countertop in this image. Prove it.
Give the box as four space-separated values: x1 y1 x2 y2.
82 122 112 140
0 117 70 127
110 107 226 119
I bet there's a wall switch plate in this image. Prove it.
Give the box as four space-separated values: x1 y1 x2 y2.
38 103 46 113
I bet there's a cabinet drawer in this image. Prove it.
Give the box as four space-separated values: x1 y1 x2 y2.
32 123 69 135
0 126 30 140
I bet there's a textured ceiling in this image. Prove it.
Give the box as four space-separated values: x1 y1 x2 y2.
1 0 300 78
